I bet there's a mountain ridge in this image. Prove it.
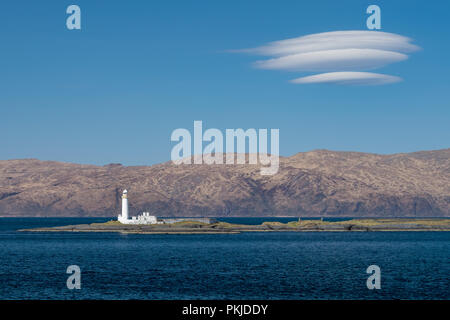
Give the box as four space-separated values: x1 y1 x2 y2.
1 149 449 217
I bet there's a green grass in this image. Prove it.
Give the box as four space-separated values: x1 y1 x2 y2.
170 221 209 227
90 220 122 226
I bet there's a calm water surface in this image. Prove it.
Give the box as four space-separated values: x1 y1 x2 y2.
0 218 448 300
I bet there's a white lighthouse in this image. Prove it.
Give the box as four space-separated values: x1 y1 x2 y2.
117 189 159 224
118 189 129 223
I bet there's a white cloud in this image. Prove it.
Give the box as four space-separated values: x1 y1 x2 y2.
235 30 419 85
242 31 420 56
254 48 408 72
290 72 402 85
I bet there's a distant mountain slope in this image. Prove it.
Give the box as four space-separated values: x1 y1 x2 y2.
0 149 449 217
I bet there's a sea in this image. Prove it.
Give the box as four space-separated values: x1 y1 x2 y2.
0 217 448 300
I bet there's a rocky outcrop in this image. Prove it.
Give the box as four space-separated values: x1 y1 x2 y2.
0 149 449 217
18 219 450 234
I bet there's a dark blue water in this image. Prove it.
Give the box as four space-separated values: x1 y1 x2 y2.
0 218 448 300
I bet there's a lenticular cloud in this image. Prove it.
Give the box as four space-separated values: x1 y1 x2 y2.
254 49 408 72
237 30 420 85
244 31 419 56
291 72 402 85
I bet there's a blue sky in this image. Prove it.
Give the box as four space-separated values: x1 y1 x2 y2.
1 0 449 165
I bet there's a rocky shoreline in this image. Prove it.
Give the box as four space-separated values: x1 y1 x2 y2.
18 219 450 234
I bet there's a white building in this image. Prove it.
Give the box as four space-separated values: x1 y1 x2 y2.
117 189 216 225
118 190 160 225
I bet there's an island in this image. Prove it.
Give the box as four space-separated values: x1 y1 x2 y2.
18 218 450 234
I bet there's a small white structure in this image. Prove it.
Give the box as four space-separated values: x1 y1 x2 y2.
117 189 216 225
118 190 160 225
132 212 159 224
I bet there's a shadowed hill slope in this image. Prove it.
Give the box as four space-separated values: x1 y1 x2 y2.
0 149 449 217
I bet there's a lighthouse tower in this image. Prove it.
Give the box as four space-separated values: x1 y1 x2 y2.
118 189 129 223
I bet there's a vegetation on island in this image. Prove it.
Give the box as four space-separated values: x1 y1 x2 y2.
18 218 450 234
